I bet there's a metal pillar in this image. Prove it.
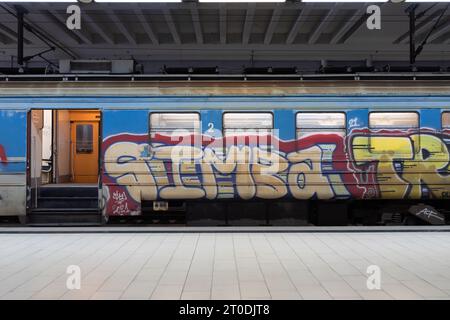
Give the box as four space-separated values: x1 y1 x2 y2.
17 7 24 67
409 7 416 65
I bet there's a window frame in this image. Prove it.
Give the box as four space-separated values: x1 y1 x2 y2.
222 111 274 131
442 111 450 129
295 111 347 139
75 123 94 154
368 111 420 154
368 111 420 130
149 112 201 132
222 111 274 151
148 111 202 149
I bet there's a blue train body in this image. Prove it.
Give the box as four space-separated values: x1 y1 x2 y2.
0 91 449 221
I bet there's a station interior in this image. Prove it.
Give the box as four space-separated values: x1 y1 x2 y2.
0 0 449 303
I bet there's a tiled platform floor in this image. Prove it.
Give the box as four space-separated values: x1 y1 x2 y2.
0 232 450 300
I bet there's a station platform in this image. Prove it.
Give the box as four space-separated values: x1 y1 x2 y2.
1 229 450 300
0 225 450 234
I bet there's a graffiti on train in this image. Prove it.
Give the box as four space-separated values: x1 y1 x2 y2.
101 131 450 215
0 144 6 165
351 131 450 200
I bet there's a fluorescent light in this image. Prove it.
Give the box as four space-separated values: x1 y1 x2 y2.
0 0 77 2
95 0 182 2
199 0 286 2
302 0 387 2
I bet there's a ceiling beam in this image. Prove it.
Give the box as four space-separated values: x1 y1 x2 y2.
163 7 181 45
308 4 339 45
190 6 203 44
82 11 115 45
0 23 31 44
426 18 450 43
108 9 137 45
219 4 226 45
264 4 282 45
339 2 387 44
0 32 8 45
395 8 446 44
286 7 310 45
45 9 93 45
330 5 366 45
242 3 255 45
36 3 93 45
23 9 82 57
39 12 80 47
134 8 158 45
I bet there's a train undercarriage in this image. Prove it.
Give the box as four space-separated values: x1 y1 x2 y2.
3 182 447 227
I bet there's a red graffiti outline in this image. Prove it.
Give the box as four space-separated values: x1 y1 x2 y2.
0 144 6 165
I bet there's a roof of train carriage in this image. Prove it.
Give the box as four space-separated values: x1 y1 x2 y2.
1 79 450 97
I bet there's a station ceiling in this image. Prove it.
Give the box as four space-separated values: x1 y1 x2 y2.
0 1 449 72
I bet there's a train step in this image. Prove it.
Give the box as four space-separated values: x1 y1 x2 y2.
38 185 98 198
28 208 103 226
30 208 100 215
37 197 98 209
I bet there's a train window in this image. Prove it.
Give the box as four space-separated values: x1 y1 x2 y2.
150 113 200 132
296 112 346 138
223 113 273 130
369 112 419 129
369 112 419 154
76 124 93 154
443 112 450 128
223 113 273 151
223 113 273 135
149 113 201 161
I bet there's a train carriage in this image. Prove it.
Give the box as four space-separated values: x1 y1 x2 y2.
0 80 449 226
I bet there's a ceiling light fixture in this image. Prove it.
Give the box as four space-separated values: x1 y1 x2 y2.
95 0 182 2
199 0 286 3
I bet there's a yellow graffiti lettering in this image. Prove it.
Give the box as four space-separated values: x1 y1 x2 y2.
201 148 236 200
352 136 413 199
154 145 205 199
232 146 256 200
287 146 334 200
104 142 157 202
402 134 450 199
252 147 288 199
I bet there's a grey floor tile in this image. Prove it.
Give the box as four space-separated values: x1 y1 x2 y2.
296 285 332 300
151 285 183 300
1 232 450 300
181 291 211 300
239 281 271 299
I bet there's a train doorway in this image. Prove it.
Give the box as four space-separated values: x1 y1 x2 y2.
27 109 102 225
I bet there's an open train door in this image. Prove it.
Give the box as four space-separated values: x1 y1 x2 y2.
26 109 103 225
0 110 27 222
